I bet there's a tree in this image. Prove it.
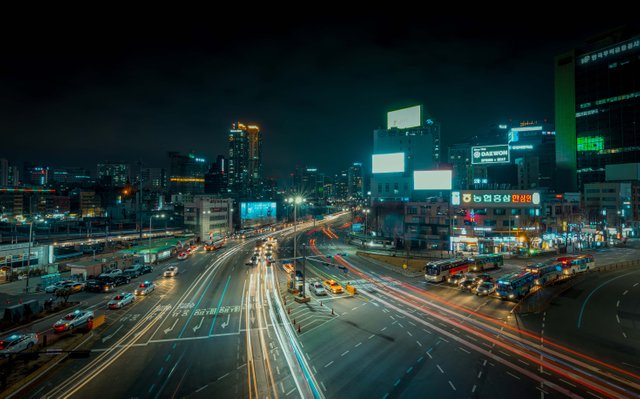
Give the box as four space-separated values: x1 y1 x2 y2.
55 287 72 304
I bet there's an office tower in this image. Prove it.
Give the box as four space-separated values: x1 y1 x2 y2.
97 162 130 187
204 155 228 195
348 162 364 199
555 28 640 191
0 159 8 187
141 167 166 192
168 152 207 195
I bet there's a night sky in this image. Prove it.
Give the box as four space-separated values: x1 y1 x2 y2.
1 14 634 179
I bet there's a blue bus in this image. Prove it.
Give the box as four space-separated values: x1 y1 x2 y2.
524 262 563 286
496 271 535 300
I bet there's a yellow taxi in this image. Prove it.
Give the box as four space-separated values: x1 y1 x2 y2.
323 279 343 294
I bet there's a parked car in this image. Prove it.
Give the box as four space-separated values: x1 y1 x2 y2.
86 279 115 293
108 293 135 309
164 266 179 277
134 281 155 296
44 281 71 293
53 309 94 332
309 282 327 296
60 281 85 293
99 269 123 278
0 333 38 355
123 265 142 277
100 275 130 287
139 265 153 274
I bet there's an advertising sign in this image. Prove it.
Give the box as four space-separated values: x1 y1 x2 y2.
372 153 405 174
413 170 452 190
471 145 510 165
387 105 422 129
240 202 277 224
451 190 540 208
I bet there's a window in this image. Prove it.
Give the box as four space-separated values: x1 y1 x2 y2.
385 183 390 193
503 220 510 227
493 208 505 216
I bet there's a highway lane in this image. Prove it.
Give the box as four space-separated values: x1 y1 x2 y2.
293 227 640 398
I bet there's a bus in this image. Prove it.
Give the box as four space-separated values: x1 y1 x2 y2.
524 261 563 286
557 254 595 275
204 235 226 251
467 254 504 272
425 258 469 282
495 271 535 300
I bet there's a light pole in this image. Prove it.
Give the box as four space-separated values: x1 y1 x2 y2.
148 214 165 263
24 222 33 293
363 208 370 236
287 196 304 263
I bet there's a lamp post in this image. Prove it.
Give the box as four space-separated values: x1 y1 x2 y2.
287 196 304 263
363 208 370 236
24 222 33 293
148 214 165 263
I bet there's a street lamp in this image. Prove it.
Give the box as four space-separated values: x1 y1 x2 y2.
287 196 304 294
148 214 165 263
363 208 370 236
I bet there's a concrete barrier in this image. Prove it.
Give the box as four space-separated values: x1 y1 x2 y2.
91 314 106 329
346 285 357 295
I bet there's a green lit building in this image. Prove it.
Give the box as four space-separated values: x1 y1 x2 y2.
555 28 640 191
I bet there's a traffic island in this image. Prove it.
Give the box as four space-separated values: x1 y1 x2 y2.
294 295 310 304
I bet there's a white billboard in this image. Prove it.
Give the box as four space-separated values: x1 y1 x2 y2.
387 105 422 129
414 170 452 190
372 153 405 174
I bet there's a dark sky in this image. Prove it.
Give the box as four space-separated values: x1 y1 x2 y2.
1 14 634 179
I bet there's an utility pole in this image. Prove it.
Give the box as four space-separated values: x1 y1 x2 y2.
25 222 33 293
138 160 143 240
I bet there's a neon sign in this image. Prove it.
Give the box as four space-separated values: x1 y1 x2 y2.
451 191 540 208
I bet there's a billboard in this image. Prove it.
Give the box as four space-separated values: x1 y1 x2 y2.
413 170 452 190
471 145 510 165
240 202 277 224
387 105 422 130
372 153 404 174
451 190 541 208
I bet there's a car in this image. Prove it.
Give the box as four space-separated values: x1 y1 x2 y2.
99 269 123 278
164 266 179 277
60 281 85 293
85 279 115 292
44 281 71 293
108 292 135 309
178 252 188 260
135 281 155 296
0 333 38 355
476 282 496 296
323 279 343 294
460 280 476 292
446 274 465 285
102 275 130 287
139 265 153 274
53 309 94 332
123 265 142 277
309 282 327 296
472 274 493 286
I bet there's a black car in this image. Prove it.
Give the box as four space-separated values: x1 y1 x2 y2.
98 275 130 287
122 270 139 279
139 265 153 274
460 280 476 292
86 279 116 293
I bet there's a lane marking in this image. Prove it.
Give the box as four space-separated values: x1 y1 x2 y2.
394 379 401 387
458 347 470 354
355 342 362 348
559 378 576 388
622 290 628 296
341 350 350 357
577 270 639 328
448 381 456 391
506 371 521 380
437 365 444 374
407 331 413 337
406 366 413 374
195 384 208 393
217 372 229 380
416 341 422 347
472 384 477 393
324 361 334 368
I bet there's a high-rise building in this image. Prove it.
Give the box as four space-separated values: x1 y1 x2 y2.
8 166 20 186
204 155 228 195
0 159 8 187
52 167 93 185
508 124 556 190
334 170 349 200
348 162 364 199
141 168 166 192
228 122 262 199
97 162 130 187
555 28 640 191
24 164 49 186
168 152 207 195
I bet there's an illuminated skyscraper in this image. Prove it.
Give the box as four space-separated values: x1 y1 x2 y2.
228 122 262 198
555 28 640 191
168 152 207 195
97 162 130 187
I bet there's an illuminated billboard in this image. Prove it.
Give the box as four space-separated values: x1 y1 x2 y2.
471 145 510 165
387 105 422 130
413 170 452 190
240 202 277 224
372 153 405 174
577 136 604 152
451 190 540 208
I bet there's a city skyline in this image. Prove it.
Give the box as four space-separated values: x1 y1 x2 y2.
3 15 636 177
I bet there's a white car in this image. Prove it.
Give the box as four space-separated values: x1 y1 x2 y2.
135 281 155 296
53 309 94 332
108 292 135 309
99 269 123 278
309 282 327 296
44 281 71 293
164 266 179 277
0 333 38 355
177 252 188 260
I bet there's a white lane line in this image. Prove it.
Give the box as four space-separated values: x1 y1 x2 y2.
465 335 478 342
286 388 296 396
390 315 395 320
408 321 416 326
276 365 280 375
324 361 334 368
623 290 629 296
623 332 628 339
352 307 358 311
305 352 311 360
458 347 470 354
407 331 413 337
394 379 401 387
416 341 422 347
477 371 482 378
217 372 230 381
355 342 362 348
518 359 529 366
437 365 444 374
320 382 327 392
406 366 413 374
368 334 375 339
426 351 433 359
422 328 432 335
616 314 621 323
439 337 449 343
280 381 285 393
195 385 208 393
498 350 512 357
616 300 620 307
586 391 604 399
398 323 404 328
341 350 350 357
559 378 576 388
506 371 521 380
634 283 639 287
312 366 317 374
380 327 387 331
472 384 477 393
482 359 487 366
448 381 456 391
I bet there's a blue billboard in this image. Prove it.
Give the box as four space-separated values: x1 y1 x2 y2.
240 202 277 225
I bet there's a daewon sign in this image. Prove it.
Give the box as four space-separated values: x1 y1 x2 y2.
471 145 510 165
